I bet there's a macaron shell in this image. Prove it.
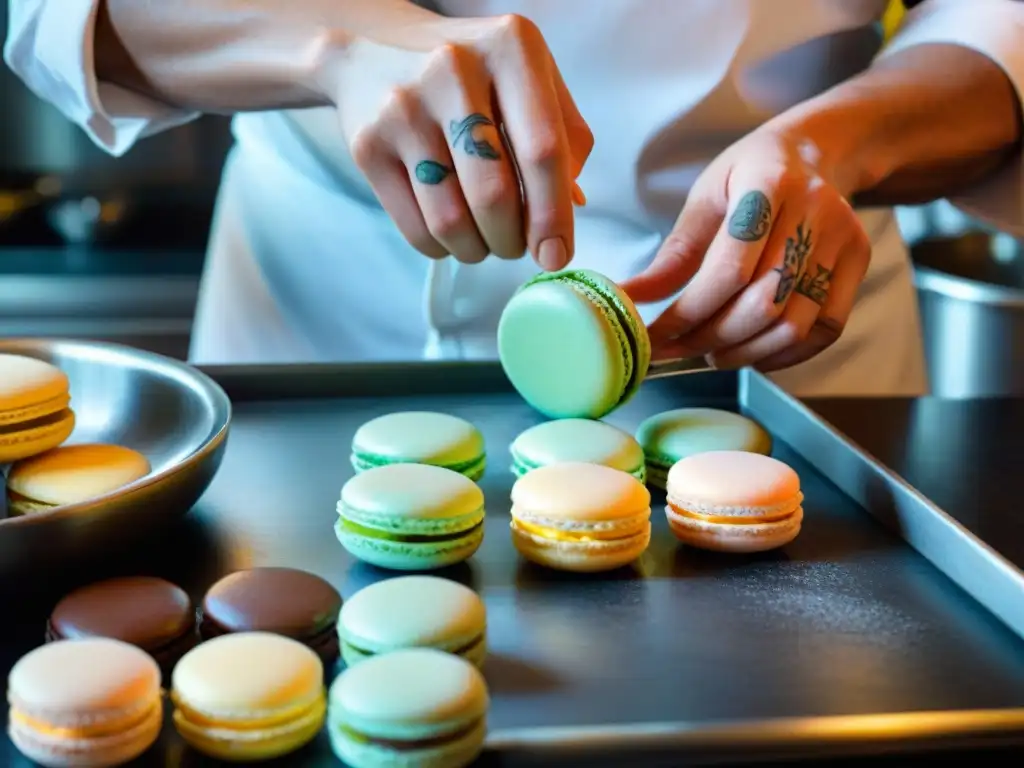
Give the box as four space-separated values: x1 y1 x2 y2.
667 505 803 553
665 451 801 515
339 464 485 534
7 444 150 506
510 462 651 524
339 576 485 659
330 648 488 742
335 518 483 571
329 717 486 768
7 638 161 727
498 278 630 419
636 408 772 488
0 408 75 465
9 696 162 768
510 419 646 479
511 519 651 572
0 354 70 415
351 412 485 475
171 633 323 720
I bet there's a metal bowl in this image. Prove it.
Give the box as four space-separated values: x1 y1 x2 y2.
0 338 230 572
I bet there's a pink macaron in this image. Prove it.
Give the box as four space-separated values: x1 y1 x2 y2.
665 450 803 553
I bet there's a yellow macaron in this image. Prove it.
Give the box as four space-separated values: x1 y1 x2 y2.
510 462 651 572
0 354 75 463
6 443 151 516
171 632 327 761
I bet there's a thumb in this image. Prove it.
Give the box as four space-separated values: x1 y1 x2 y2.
621 196 723 304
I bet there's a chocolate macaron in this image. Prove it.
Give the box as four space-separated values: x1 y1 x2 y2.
200 567 342 665
46 576 197 678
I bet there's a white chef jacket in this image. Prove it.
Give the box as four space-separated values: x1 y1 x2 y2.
6 0 1024 396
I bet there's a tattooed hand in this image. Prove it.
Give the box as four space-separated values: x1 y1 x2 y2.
621 128 871 372
326 14 593 268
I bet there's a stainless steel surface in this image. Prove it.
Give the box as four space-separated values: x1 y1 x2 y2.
912 232 1024 398
117 362 1023 765
0 339 230 572
645 355 714 378
744 372 1024 645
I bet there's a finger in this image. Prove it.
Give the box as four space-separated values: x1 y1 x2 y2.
351 130 447 259
708 236 838 369
670 211 817 356
646 181 779 342
491 37 575 270
550 63 594 179
381 88 490 264
619 195 722 304
753 231 870 371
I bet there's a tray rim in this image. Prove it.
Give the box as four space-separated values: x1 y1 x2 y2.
196 361 1024 759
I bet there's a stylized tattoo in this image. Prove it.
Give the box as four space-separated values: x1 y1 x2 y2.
796 264 832 306
773 222 812 304
449 114 501 160
415 160 452 185
728 191 772 242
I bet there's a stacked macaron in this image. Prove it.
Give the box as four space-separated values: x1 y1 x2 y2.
0 354 75 464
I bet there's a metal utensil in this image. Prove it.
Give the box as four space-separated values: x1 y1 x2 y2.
646 356 713 379
0 338 231 573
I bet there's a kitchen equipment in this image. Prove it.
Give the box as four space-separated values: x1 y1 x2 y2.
0 338 231 573
912 231 1024 398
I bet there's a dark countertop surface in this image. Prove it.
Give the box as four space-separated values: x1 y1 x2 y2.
1 389 1023 766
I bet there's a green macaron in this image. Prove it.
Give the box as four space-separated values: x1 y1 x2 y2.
635 407 773 489
338 576 486 668
328 648 488 768
350 411 486 480
497 269 651 419
510 418 646 482
335 464 485 571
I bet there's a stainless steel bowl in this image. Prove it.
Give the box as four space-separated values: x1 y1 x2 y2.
0 338 230 572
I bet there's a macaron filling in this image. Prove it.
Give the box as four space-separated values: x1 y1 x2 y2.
511 514 649 543
9 697 159 741
351 451 486 479
336 516 484 543
666 494 803 525
5 488 56 513
0 405 71 432
337 717 483 750
341 631 485 663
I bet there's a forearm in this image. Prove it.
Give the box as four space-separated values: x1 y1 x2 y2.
768 43 1023 206
95 0 445 112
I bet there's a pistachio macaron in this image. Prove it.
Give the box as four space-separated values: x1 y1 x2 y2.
336 463 485 570
510 418 646 481
351 411 486 480
339 576 486 667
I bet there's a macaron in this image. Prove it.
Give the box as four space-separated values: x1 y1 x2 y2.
336 463 485 571
665 450 803 553
0 354 75 464
171 632 327 762
200 567 342 665
339 575 486 668
635 407 772 489
7 638 162 768
6 443 151 515
46 576 197 679
510 462 651 572
351 411 486 480
498 269 651 419
328 647 488 768
510 418 646 482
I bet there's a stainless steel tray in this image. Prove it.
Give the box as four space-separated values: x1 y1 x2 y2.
181 362 1024 765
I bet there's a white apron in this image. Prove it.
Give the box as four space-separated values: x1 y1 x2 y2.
189 0 928 397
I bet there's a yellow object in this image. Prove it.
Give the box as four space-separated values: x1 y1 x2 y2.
882 0 906 44
171 633 327 762
0 354 76 463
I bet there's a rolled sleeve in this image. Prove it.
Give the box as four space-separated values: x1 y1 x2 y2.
4 0 199 156
879 0 1024 235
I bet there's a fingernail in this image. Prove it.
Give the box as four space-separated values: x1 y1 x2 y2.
572 183 587 207
538 238 568 271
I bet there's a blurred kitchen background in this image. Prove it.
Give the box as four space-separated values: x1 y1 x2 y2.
2 8 1023 399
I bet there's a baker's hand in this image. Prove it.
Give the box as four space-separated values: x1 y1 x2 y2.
326 14 592 269
621 127 871 372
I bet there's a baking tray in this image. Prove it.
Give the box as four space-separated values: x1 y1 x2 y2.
178 362 1024 765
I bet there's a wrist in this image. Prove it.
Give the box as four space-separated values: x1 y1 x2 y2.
765 88 894 201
